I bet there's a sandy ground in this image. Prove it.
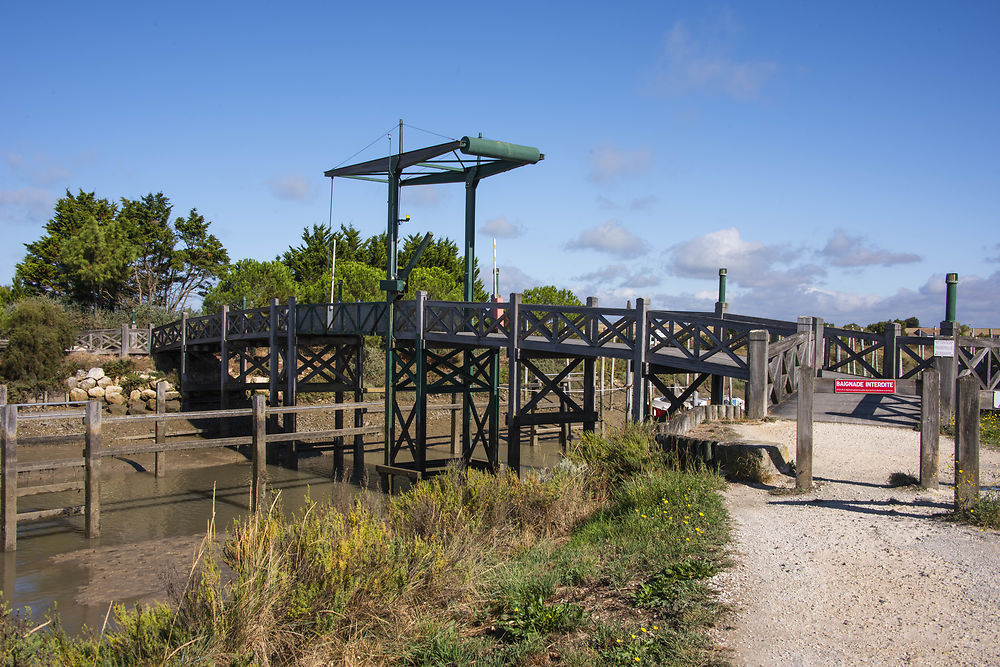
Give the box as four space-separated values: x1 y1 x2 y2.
711 420 1000 667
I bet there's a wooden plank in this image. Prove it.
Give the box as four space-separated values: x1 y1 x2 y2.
747 331 768 419
374 464 422 480
796 365 814 491
18 434 86 446
2 405 17 551
266 426 381 444
920 370 940 490
17 458 85 472
155 381 166 477
954 374 980 511
104 436 253 457
251 394 266 512
18 505 84 522
17 481 84 497
84 401 100 538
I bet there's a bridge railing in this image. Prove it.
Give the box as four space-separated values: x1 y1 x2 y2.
72 326 152 356
957 335 1000 391
822 326 886 378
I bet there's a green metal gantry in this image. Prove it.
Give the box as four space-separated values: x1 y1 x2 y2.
324 130 543 477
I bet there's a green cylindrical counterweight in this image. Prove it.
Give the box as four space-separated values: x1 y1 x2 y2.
945 272 958 322
460 137 541 163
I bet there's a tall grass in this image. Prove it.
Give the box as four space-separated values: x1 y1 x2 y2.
1 424 731 665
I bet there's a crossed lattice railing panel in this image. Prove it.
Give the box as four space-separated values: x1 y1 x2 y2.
423 301 511 344
73 329 122 354
957 337 1000 391
227 307 270 338
185 314 222 343
151 323 182 349
897 335 936 379
647 312 752 371
767 332 810 404
823 326 884 377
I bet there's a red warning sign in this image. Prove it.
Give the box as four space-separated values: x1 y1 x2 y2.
834 379 896 394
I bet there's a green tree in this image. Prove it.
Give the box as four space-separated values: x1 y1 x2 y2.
202 259 297 312
165 209 229 310
60 214 134 309
117 192 175 306
281 224 335 284
15 190 117 297
404 266 465 301
1 297 74 385
521 285 582 306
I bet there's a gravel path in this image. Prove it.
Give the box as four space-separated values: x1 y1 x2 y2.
712 420 1000 667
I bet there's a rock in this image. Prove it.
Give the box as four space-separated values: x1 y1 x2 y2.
88 386 106 398
162 382 174 392
105 384 123 395
79 378 97 390
129 389 142 401
108 403 128 416
66 377 79 390
69 387 89 402
97 376 113 388
87 367 105 381
127 400 149 415
146 398 157 410
141 389 157 400
165 400 181 413
106 392 125 405
75 369 88 379
139 373 150 380
164 391 180 401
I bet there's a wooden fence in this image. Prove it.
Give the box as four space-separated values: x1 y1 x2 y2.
72 325 152 357
0 396 383 551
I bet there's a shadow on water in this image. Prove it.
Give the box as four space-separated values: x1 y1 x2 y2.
0 432 570 635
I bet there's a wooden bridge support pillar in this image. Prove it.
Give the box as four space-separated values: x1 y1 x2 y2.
954 373 980 511
919 369 941 489
936 327 958 421
747 330 769 420
2 404 17 551
507 294 522 473
883 323 901 379
268 298 281 447
631 298 648 422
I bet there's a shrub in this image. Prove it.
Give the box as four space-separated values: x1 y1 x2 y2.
1 297 74 385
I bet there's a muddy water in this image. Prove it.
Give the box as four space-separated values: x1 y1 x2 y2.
1 434 568 636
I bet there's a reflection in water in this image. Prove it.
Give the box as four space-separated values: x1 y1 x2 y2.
0 433 568 635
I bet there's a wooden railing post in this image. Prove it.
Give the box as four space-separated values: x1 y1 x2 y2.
920 369 940 489
284 297 298 454
584 297 597 433
747 330 769 419
936 330 957 421
120 323 128 358
630 298 648 422
155 381 166 477
796 364 814 491
883 322 901 379
179 313 189 391
0 385 6 406
506 293 522 474
413 291 427 474
954 374 980 511
2 405 17 551
268 298 280 445
85 400 101 538
220 305 229 417
812 317 825 373
251 394 267 512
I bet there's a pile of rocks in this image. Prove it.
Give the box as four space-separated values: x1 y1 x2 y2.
66 367 181 415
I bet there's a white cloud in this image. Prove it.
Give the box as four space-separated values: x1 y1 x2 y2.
595 194 659 211
588 145 653 184
479 216 523 239
495 264 536 296
575 262 662 290
665 227 818 288
3 152 71 186
566 220 647 257
404 185 447 208
648 14 777 100
0 187 55 223
268 173 313 202
818 230 921 267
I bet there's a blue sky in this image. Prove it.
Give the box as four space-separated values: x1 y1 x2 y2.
2 1 998 325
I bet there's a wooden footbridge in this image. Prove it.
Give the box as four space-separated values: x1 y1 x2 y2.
147 293 999 481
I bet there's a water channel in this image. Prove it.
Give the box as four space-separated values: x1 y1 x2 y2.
1 434 567 635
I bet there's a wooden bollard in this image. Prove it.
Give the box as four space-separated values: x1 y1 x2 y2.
954 374 980 510
85 400 101 538
2 404 17 551
919 370 941 489
155 381 166 477
251 394 267 512
796 365 814 491
450 393 458 455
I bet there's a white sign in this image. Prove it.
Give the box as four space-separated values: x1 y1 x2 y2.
994 391 1000 410
934 339 955 357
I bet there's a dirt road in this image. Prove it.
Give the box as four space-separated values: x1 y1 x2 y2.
712 420 1000 666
